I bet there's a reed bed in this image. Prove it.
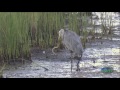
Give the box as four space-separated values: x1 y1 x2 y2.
0 12 114 63
0 12 31 62
0 12 65 62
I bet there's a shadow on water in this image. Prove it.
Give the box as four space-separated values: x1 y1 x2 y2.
2 12 120 78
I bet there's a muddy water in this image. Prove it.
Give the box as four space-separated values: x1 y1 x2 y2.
3 37 120 78
2 12 120 78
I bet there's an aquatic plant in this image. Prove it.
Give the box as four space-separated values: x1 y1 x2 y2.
0 12 31 62
0 12 92 63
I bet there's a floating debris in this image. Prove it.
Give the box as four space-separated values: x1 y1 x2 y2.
43 51 46 54
101 67 114 73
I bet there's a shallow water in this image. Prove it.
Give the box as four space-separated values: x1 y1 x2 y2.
2 12 120 78
3 36 120 78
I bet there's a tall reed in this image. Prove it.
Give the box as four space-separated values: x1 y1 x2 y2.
0 12 31 62
0 12 91 63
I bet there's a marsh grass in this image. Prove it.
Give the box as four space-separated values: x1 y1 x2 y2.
0 13 30 62
0 12 65 63
0 12 114 64
0 12 92 63
100 12 114 40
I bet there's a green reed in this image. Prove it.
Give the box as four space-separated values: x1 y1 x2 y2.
0 12 30 62
0 12 91 62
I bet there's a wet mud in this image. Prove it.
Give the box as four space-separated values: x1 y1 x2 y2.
2 12 120 78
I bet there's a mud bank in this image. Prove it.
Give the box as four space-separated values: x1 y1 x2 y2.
2 35 120 78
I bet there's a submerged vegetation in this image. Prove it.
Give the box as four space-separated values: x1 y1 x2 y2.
0 12 115 64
